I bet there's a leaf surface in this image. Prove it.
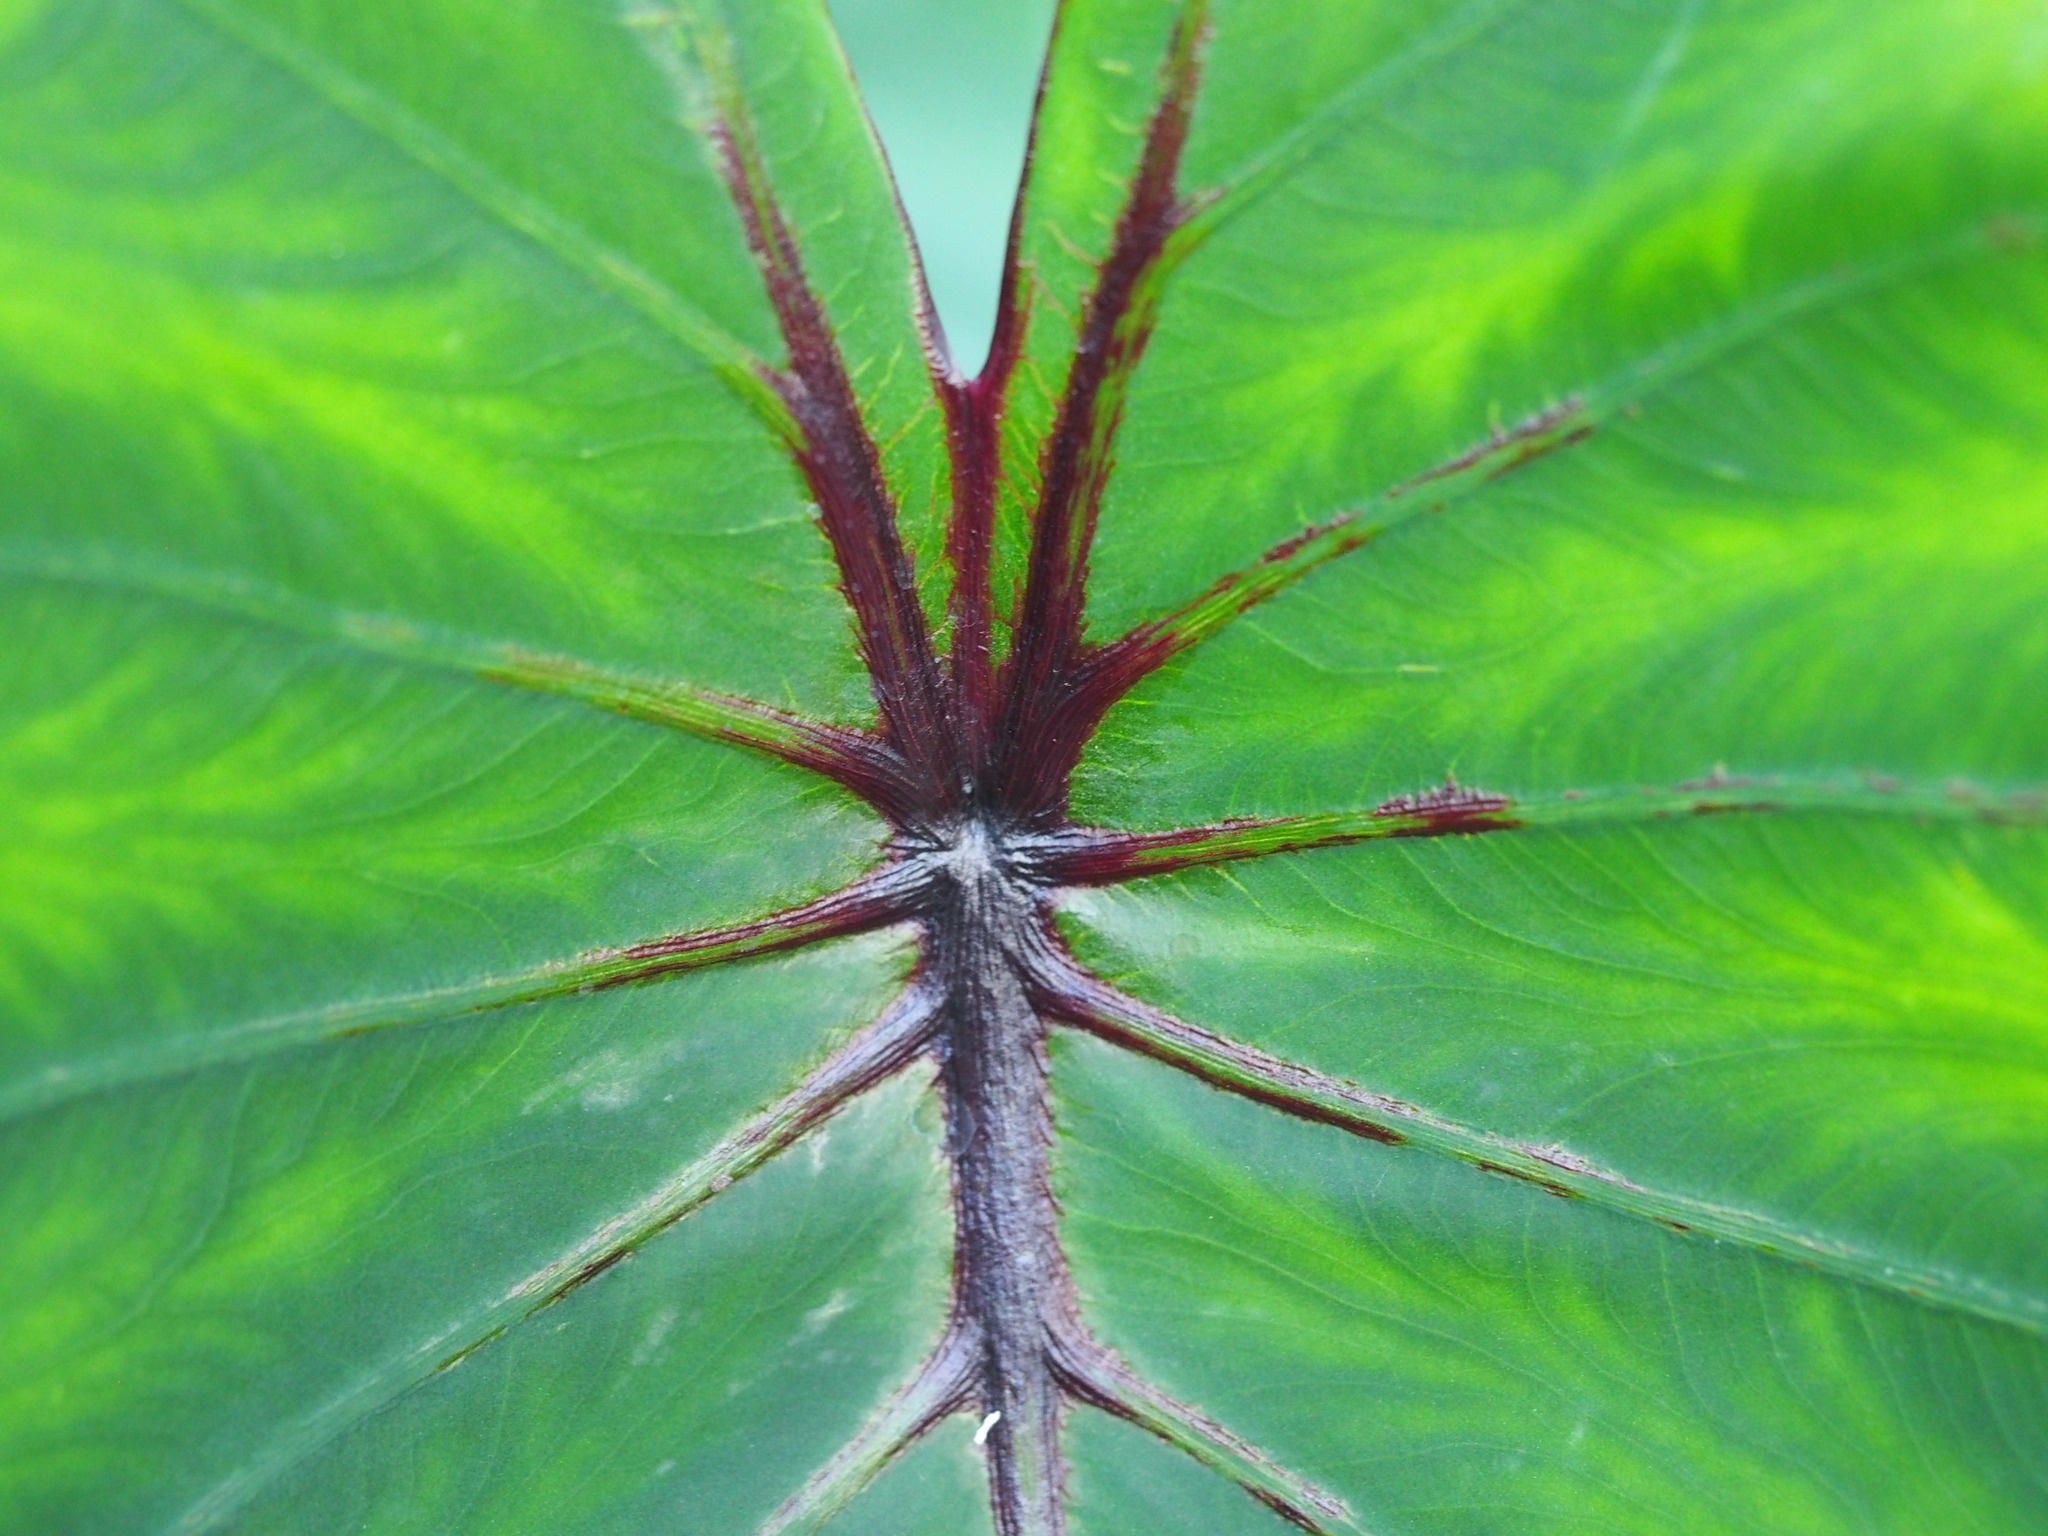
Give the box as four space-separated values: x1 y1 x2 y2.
1058 1034 2048 1535
1032 3 2048 1521
2 0 2045 1532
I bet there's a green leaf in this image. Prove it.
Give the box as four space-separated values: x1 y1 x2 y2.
1057 1033 2048 1532
3 0 2045 1532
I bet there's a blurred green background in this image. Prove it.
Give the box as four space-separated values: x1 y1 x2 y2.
830 0 1056 374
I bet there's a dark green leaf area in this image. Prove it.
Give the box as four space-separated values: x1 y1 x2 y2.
826 1418 997 1536
1062 815 2048 1314
0 0 877 713
0 940 918 1533
1066 1411 1296 1536
0 585 879 1090
218 1073 951 1536
1055 1034 2048 1536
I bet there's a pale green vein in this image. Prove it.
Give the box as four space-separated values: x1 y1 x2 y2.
0 544 878 766
0 957 585 1128
758 1324 977 1536
165 0 795 437
1566 212 2048 426
1178 0 1535 246
1605 0 1704 159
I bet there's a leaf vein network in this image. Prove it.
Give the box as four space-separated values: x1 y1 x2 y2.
149 2 2048 1532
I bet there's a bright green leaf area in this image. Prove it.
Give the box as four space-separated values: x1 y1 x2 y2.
1073 246 2048 816
1053 0 2048 642
3 0 2047 1530
0 588 879 1082
0 0 948 712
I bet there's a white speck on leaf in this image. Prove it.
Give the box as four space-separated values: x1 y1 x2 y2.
803 1290 851 1335
632 1306 678 1365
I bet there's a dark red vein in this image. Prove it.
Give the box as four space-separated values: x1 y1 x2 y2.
479 648 921 819
993 1 1212 820
1086 513 1370 681
1038 772 2048 886
1019 515 1374 793
1026 942 2048 1338
0 863 932 1127
1025 936 1421 1147
1006 396 1600 786
939 370 1006 770
676 694 919 820
938 289 1031 770
703 85 951 806
604 860 928 983
1043 779 1518 884
933 8 1059 771
1384 396 1591 501
844 61 991 757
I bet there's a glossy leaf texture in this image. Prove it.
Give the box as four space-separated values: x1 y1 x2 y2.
1 0 2045 1533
